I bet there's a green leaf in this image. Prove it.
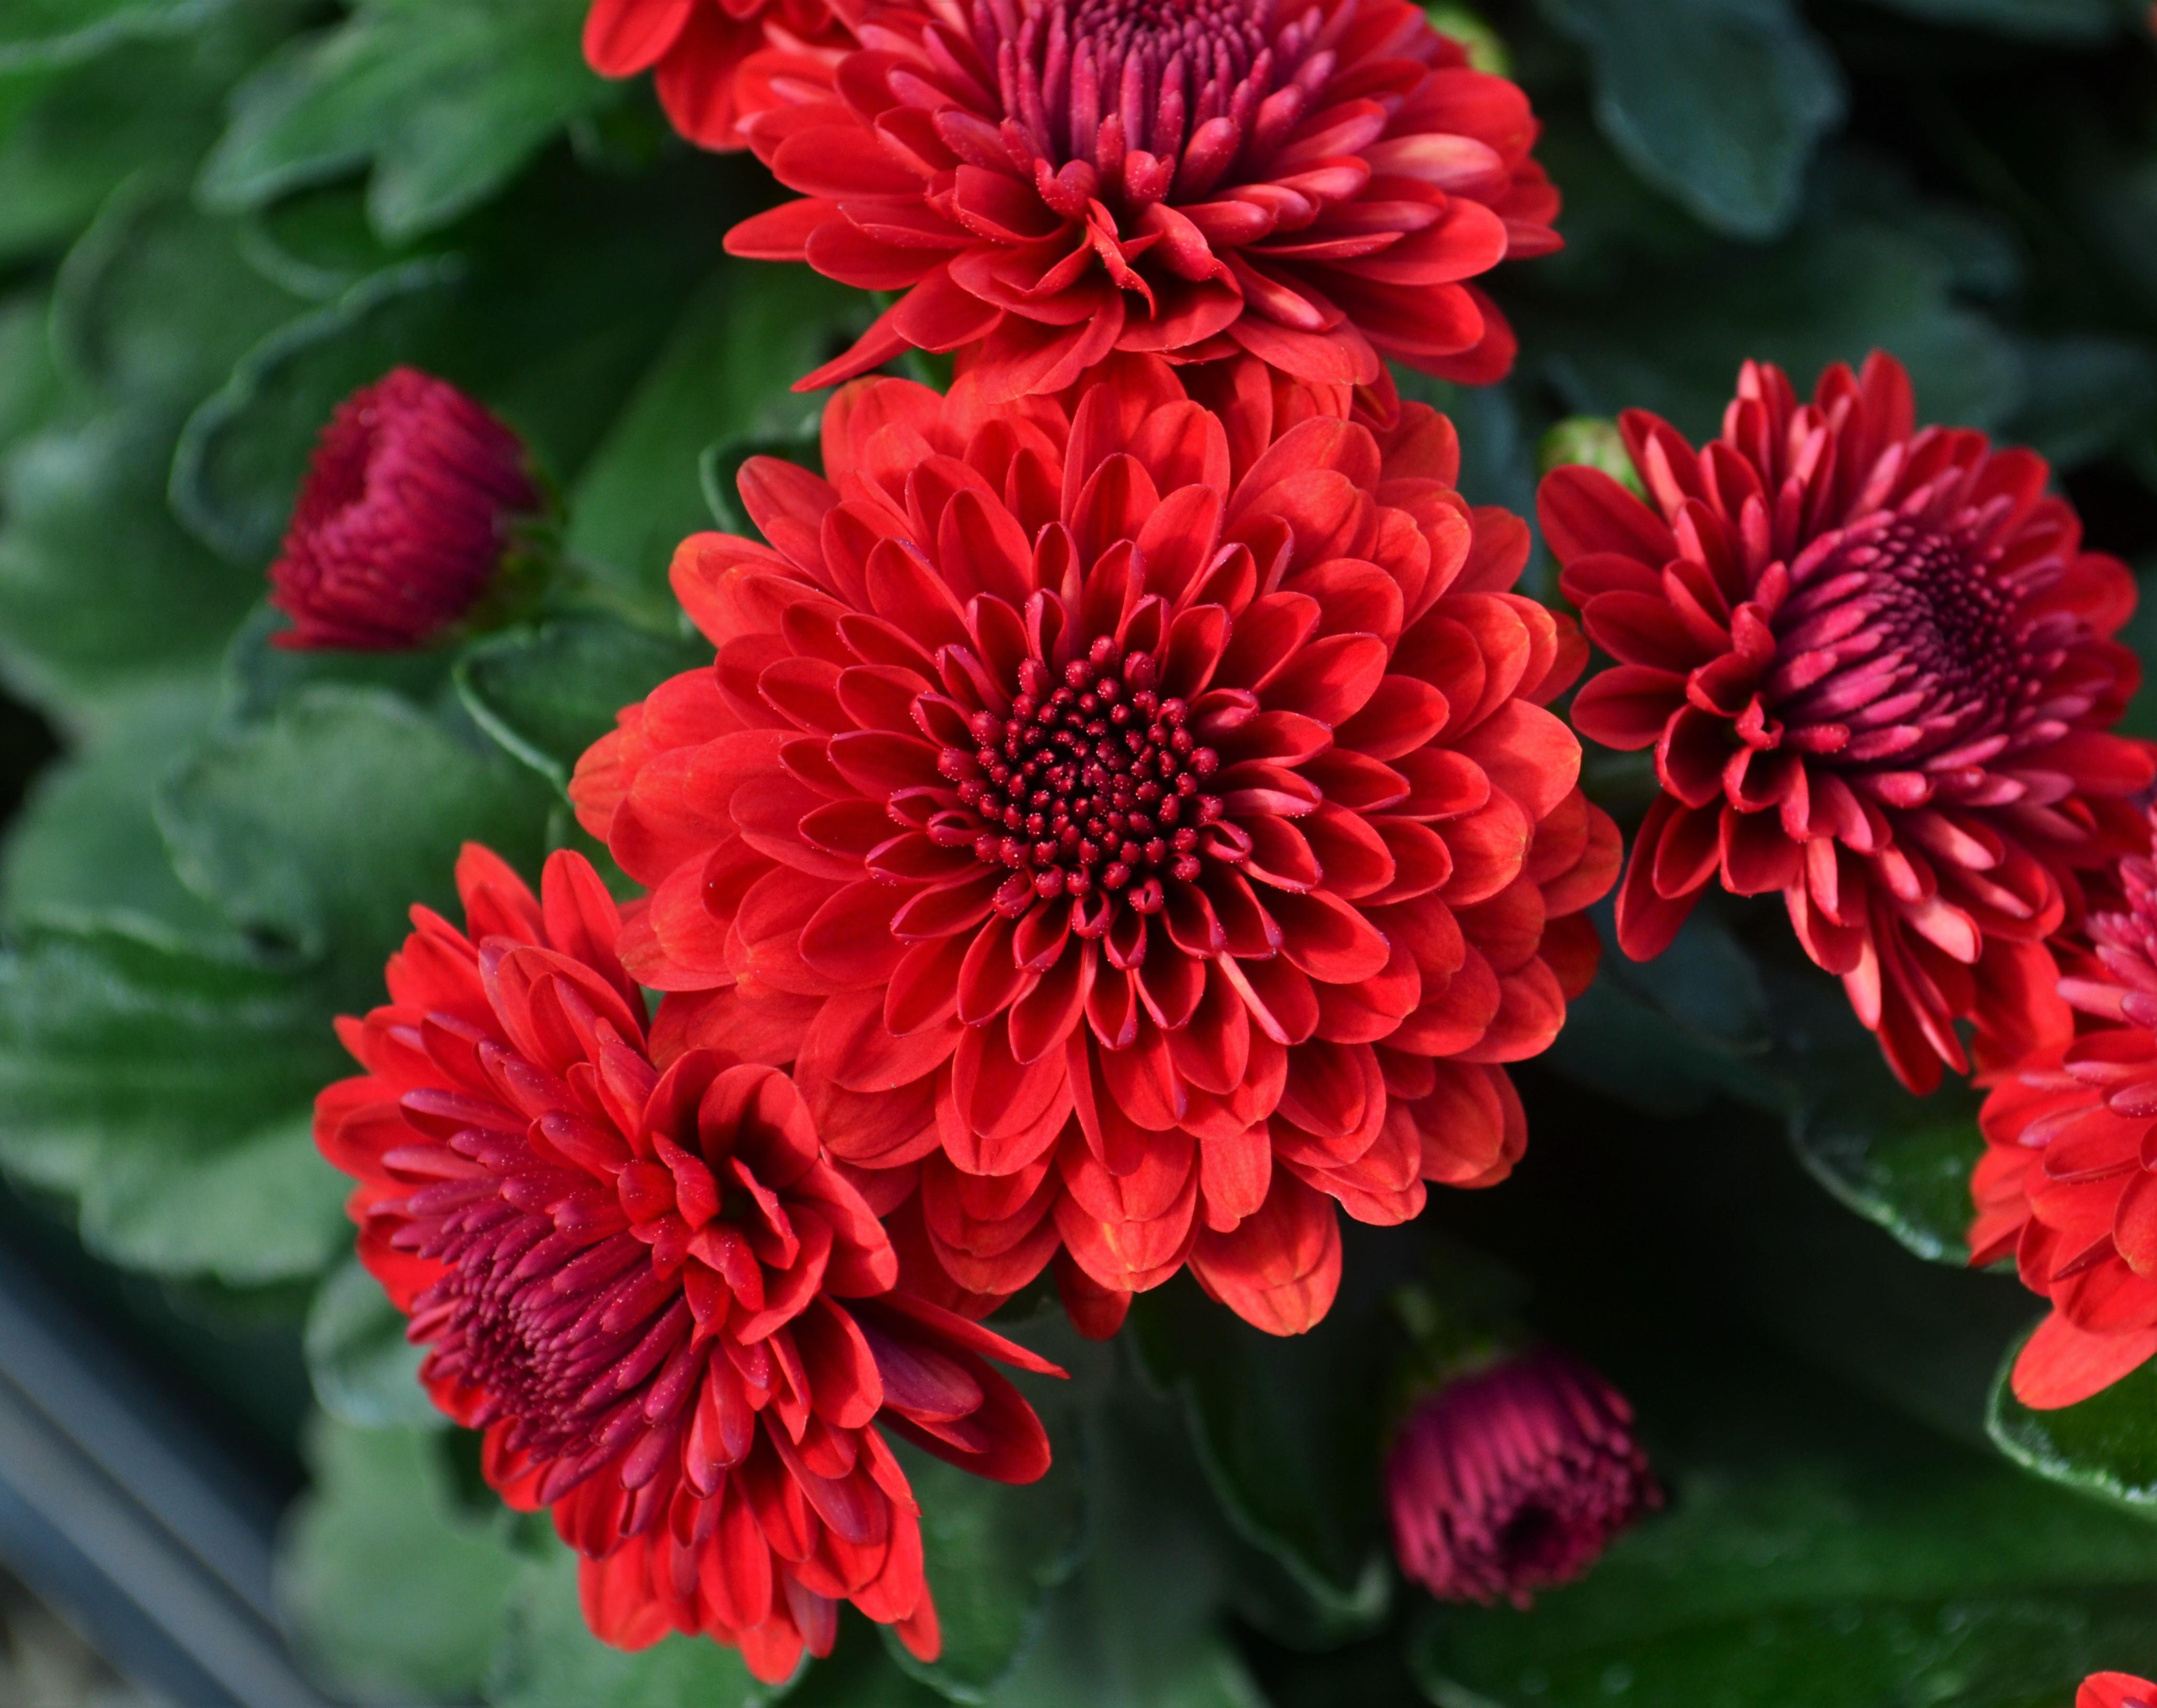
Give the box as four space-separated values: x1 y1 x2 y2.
0 677 230 937
156 684 554 990
567 261 862 614
1532 0 1844 239
0 287 64 456
483 1537 773 1708
0 6 306 264
1528 221 2023 444
885 1330 1091 1702
0 407 263 722
2003 333 2157 472
1129 1256 1406 1642
177 156 725 563
0 0 221 73
281 1418 527 1704
1770 965 1984 1267
304 1256 440 1431
0 921 350 1283
1989 1334 2157 1521
199 0 615 243
1412 1361 2157 1706
50 182 307 408
1864 0 2120 39
455 615 709 790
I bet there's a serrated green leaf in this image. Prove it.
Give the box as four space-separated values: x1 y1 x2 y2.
483 1537 772 1708
304 1256 439 1431
0 677 229 937
0 407 263 721
200 0 615 243
1413 1361 2157 1706
1129 1254 1404 1643
884 1320 1091 1702
0 921 349 1283
1529 221 2023 443
156 684 553 991
51 182 307 408
0 5 306 263
1533 0 1844 240
567 262 862 615
281 1418 527 1703
1989 1333 2157 1521
177 158 724 564
0 0 221 73
455 615 708 790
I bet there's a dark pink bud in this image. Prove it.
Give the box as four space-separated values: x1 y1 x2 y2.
1386 1348 1659 1608
268 367 541 651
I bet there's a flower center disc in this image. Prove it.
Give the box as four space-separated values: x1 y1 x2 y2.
940 636 1225 926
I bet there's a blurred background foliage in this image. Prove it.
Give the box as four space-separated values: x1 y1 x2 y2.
2 0 2157 1703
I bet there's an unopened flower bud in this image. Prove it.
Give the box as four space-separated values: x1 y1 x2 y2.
2084 1675 2157 1708
268 367 542 651
1387 1347 1659 1608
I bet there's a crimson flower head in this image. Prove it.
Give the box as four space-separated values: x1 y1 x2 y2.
1972 809 2157 1409
570 355 1615 1341
313 844 1059 1683
722 0 1557 401
583 0 854 149
1387 1348 1658 1607
269 368 541 652
1543 351 2152 1093
2084 1677 2157 1708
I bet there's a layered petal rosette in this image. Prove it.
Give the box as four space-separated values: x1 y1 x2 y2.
1544 352 2151 1093
1972 812 2157 1409
570 357 1616 1339
314 845 1058 1682
584 0 855 149
722 0 1558 398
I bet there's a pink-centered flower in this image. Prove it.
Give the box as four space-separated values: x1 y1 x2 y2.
1545 352 2153 1093
723 0 1559 401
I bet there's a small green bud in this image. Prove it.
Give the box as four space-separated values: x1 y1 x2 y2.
1538 417 1646 499
1422 4 1510 77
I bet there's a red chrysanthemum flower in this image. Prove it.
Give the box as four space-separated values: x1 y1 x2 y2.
721 0 1558 401
1971 811 2157 1409
584 0 855 150
313 844 1059 1683
1543 351 2152 1094
569 356 1615 1339
1386 1348 1658 1607
268 368 541 652
2084 1676 2157 1708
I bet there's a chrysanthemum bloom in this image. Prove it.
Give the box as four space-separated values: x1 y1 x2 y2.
268 368 542 651
2083 1676 2157 1708
722 0 1559 401
313 843 1059 1682
1970 813 2157 1408
570 356 1615 1339
1544 352 2151 1093
583 0 854 150
1386 1348 1658 1607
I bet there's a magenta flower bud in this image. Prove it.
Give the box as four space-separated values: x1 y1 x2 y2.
1386 1348 1659 1608
268 367 542 651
